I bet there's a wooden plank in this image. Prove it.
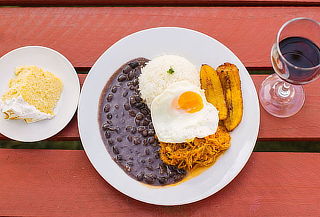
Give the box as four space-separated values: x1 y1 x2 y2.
1 74 320 141
255 75 320 141
0 150 318 216
0 7 319 68
0 0 320 6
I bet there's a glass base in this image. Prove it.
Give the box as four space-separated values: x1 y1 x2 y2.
259 74 305 118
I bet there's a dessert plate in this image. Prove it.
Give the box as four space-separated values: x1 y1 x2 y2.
0 46 80 142
78 27 260 205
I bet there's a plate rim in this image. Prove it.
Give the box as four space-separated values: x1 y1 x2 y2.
0 45 80 142
78 27 260 205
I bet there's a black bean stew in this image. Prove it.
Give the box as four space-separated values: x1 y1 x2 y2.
98 58 187 186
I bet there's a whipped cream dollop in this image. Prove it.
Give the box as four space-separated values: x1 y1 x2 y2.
0 96 54 123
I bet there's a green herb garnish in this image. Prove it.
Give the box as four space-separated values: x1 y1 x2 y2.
167 67 175 74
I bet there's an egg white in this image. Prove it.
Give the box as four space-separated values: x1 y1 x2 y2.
151 80 219 143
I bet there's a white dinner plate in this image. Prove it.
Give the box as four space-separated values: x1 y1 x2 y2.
0 46 80 142
78 27 260 205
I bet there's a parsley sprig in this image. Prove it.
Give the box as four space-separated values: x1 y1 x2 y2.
167 67 175 74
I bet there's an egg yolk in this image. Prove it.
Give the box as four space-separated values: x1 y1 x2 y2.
176 91 203 113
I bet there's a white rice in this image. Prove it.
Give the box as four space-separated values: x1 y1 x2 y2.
138 55 200 108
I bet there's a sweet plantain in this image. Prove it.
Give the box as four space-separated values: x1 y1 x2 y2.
200 64 228 120
216 63 243 131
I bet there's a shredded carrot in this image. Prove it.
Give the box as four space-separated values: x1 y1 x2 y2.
159 126 231 170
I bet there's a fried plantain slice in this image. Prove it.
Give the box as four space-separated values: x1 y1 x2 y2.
200 64 228 120
216 63 243 131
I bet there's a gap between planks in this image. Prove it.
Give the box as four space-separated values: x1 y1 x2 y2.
0 0 320 6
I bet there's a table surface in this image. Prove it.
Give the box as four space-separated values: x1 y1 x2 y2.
0 1 319 216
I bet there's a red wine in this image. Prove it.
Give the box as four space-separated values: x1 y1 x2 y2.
279 37 320 83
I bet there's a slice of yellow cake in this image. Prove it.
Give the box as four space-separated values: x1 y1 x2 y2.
0 66 63 123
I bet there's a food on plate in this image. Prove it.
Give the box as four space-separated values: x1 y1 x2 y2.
151 80 219 143
99 58 187 186
200 64 228 120
139 55 199 108
160 125 230 170
98 55 243 186
216 63 243 131
0 66 63 123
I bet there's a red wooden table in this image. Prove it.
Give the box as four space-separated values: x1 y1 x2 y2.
0 1 319 216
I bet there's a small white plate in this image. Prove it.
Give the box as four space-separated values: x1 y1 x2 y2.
78 27 260 205
0 46 80 142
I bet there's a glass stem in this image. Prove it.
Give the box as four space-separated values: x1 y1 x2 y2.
277 82 291 98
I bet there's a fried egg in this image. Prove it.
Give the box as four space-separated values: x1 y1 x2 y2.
151 80 219 143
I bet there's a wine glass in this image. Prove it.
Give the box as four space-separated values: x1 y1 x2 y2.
259 17 320 118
